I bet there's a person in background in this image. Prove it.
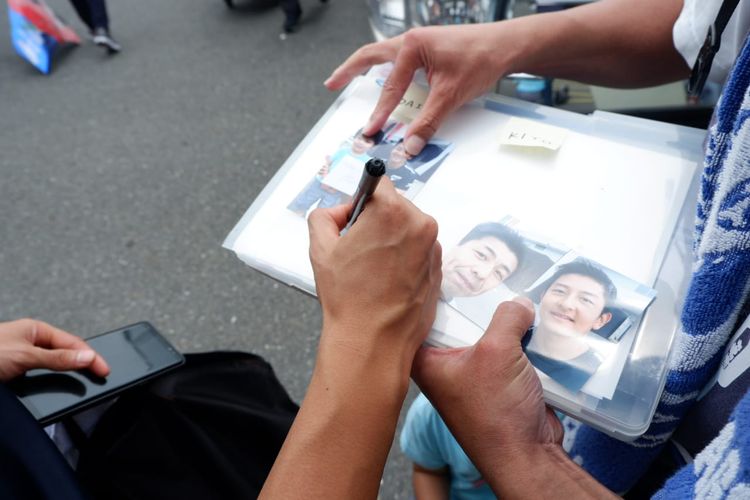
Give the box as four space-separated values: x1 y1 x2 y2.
400 392 494 500
280 0 328 34
68 0 120 53
280 0 302 34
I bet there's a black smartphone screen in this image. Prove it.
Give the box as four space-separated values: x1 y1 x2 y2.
9 322 184 425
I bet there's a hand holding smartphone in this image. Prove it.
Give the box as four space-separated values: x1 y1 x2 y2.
8 322 184 425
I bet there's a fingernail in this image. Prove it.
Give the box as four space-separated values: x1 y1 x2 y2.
76 350 95 364
404 135 426 156
364 116 377 135
512 296 534 311
324 76 333 87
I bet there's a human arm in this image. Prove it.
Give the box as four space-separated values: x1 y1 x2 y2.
259 178 442 499
412 299 618 499
0 318 110 382
413 464 450 500
318 155 332 177
325 0 688 153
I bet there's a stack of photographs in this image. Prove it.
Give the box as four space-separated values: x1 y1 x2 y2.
437 218 657 403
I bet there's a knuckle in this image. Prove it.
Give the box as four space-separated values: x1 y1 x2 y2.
55 350 75 367
307 207 323 226
357 42 383 64
416 112 441 139
15 318 38 341
496 301 533 327
16 318 34 329
401 28 424 48
17 348 35 365
433 241 443 264
494 300 520 319
422 215 439 241
381 75 406 96
473 334 500 359
381 193 403 216
433 82 460 102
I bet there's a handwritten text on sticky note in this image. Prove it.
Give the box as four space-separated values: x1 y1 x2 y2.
499 117 568 151
391 82 429 123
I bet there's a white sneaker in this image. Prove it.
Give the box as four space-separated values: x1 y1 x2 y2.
92 27 122 54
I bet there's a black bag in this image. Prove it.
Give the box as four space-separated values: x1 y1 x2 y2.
76 351 299 500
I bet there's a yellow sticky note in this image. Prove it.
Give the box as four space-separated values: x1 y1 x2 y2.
391 82 429 123
499 117 568 151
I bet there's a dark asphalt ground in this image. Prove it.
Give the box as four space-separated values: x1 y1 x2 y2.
0 0 416 496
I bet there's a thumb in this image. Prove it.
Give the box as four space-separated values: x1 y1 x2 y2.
30 347 97 373
308 204 350 249
412 343 468 395
479 297 535 349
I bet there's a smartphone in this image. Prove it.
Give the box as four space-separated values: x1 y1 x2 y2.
9 321 185 425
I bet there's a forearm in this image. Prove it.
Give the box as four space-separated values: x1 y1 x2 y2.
480 443 618 499
263 180 440 498
259 333 411 499
413 466 450 500
494 0 689 87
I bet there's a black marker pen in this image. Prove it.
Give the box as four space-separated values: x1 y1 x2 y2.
341 157 386 235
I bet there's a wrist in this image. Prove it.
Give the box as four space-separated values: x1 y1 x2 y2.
318 319 419 388
492 14 562 77
481 443 615 499
314 323 412 408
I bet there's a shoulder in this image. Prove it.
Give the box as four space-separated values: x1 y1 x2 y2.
330 149 347 161
402 393 444 435
575 348 604 370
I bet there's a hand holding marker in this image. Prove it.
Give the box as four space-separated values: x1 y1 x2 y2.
341 158 386 235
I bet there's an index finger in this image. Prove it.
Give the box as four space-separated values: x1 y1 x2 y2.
32 321 89 349
32 322 111 377
324 38 402 90
308 203 351 260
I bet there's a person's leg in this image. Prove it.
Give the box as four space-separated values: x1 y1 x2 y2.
288 179 326 216
68 0 94 31
318 190 344 209
279 0 302 33
0 385 87 500
85 0 110 31
87 0 121 54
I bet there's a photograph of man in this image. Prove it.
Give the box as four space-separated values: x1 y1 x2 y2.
441 222 525 301
524 259 617 393
384 140 418 192
368 136 452 197
451 235 562 331
287 129 384 217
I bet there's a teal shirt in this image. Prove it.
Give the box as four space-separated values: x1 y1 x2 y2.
400 394 496 500
316 147 370 182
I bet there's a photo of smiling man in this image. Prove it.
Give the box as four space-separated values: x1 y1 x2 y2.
440 222 526 301
524 259 618 393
